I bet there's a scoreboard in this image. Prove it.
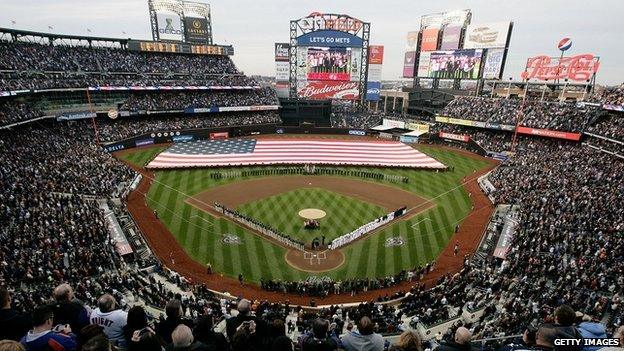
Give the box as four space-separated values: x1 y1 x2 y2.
127 40 233 56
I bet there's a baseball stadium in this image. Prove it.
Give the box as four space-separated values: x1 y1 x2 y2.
0 1 622 351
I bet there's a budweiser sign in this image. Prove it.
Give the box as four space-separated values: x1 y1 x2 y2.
521 54 600 82
298 81 359 100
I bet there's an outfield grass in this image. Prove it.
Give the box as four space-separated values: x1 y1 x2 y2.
117 146 167 167
237 188 388 243
122 144 491 282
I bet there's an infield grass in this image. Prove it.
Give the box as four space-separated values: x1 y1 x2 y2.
237 188 388 243
119 144 491 282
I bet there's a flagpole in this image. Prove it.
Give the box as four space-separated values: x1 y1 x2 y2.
85 89 100 144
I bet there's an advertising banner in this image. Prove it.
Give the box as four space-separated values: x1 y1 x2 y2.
172 135 194 143
421 28 440 51
516 126 581 141
400 135 419 144
296 47 308 81
135 138 155 147
420 10 471 29
348 130 366 136
184 17 210 43
405 122 430 133
439 132 469 142
417 52 432 77
521 54 600 82
369 45 384 64
365 81 381 101
275 42 290 61
406 31 419 51
156 12 183 41
368 64 382 82
426 49 483 79
493 214 517 259
403 51 416 78
383 118 406 129
464 22 511 49
440 26 462 50
297 81 359 100
275 82 289 98
275 61 289 81
56 111 96 121
210 132 229 139
296 30 363 48
482 48 505 79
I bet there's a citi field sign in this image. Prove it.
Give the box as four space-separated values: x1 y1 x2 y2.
296 13 363 34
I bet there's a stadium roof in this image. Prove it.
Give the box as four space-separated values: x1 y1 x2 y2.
0 27 130 45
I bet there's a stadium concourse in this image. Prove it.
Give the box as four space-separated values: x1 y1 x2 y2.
0 34 623 351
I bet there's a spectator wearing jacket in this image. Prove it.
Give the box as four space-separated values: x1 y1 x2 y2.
341 316 384 351
20 306 77 351
0 287 31 342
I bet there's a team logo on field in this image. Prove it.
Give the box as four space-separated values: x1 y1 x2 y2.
222 234 243 245
385 237 405 247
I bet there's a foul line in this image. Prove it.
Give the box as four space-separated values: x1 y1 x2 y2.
191 215 214 226
411 218 432 228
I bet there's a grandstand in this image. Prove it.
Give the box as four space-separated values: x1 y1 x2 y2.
0 4 623 351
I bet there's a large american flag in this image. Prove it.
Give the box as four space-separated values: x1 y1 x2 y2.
146 139 446 169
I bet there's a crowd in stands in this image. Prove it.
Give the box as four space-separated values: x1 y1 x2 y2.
97 112 282 142
0 72 259 92
0 41 252 91
429 123 512 153
0 99 44 126
330 104 384 129
590 85 624 106
0 87 278 128
586 113 624 141
441 97 601 132
119 89 278 111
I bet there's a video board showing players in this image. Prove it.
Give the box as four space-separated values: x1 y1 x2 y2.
306 47 353 81
427 49 483 79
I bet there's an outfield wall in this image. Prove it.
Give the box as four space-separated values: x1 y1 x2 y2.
101 124 375 152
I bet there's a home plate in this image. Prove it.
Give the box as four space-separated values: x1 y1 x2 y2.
303 250 327 265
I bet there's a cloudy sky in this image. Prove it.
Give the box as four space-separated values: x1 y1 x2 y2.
1 0 622 85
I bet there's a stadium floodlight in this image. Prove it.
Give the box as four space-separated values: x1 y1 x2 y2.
182 1 210 18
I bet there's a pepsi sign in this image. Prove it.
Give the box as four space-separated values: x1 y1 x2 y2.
558 38 572 51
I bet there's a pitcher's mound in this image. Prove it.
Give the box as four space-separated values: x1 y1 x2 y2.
298 208 327 220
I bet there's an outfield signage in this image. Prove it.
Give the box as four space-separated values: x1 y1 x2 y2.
405 122 430 133
516 126 581 141
521 54 600 82
439 132 469 142
135 138 155 147
209 132 229 139
400 135 418 144
436 116 515 131
348 130 366 136
382 118 406 129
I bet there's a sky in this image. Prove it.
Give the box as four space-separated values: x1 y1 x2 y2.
1 0 623 85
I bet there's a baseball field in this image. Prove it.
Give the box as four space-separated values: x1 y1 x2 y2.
117 143 491 284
